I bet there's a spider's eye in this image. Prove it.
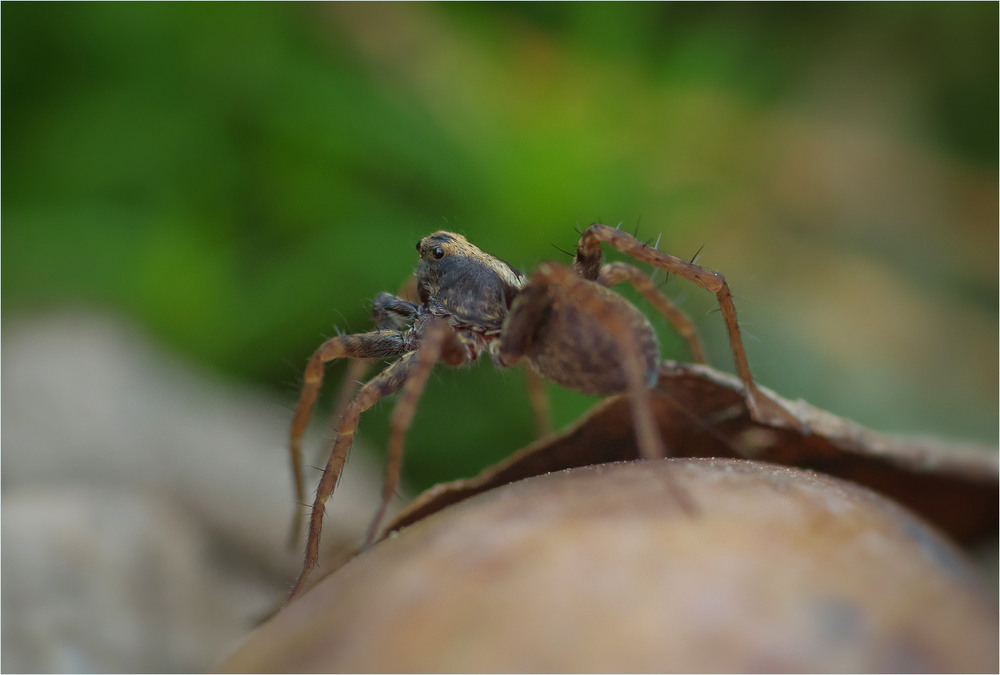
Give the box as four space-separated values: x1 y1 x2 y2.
432 246 445 260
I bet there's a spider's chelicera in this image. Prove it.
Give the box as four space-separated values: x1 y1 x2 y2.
286 223 777 599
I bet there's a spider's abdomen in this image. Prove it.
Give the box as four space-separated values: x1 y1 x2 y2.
507 278 660 397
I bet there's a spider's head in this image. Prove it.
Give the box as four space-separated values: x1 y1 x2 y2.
415 231 524 330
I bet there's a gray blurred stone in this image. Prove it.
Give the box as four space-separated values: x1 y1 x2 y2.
1 310 396 672
3 487 250 672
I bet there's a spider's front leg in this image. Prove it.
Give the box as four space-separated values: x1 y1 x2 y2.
290 293 422 525
288 328 411 532
288 346 419 600
364 317 464 547
288 317 466 601
577 223 801 429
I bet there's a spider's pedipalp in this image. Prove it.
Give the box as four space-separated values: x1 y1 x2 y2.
372 292 421 331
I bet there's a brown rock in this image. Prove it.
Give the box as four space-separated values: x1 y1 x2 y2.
221 459 997 673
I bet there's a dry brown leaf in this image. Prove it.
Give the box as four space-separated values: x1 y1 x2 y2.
385 361 998 546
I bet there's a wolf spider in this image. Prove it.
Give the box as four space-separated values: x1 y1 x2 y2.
286 223 785 599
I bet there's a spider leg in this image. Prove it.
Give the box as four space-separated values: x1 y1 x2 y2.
317 356 373 526
523 366 553 437
288 348 422 600
599 261 707 365
287 292 423 548
288 331 409 547
572 227 604 280
328 358 373 431
579 223 799 428
364 317 464 547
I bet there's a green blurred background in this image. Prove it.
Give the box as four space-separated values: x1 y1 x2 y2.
4 2 997 491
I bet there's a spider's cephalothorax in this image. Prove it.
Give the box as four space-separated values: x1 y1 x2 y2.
413 231 523 361
416 231 523 327
286 224 777 600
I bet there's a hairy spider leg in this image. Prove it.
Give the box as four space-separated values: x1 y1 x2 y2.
523 366 553 437
288 291 424 546
287 331 410 549
578 223 796 428
598 261 707 365
282 357 377 549
364 318 463 547
327 359 372 436
289 347 422 600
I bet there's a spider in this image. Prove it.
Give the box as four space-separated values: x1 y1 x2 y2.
286 223 787 599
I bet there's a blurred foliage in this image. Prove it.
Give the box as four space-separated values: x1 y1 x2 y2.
3 3 996 491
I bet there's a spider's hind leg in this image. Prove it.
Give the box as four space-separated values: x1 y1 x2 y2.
523 366 553 438
599 260 707 365
579 223 801 429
